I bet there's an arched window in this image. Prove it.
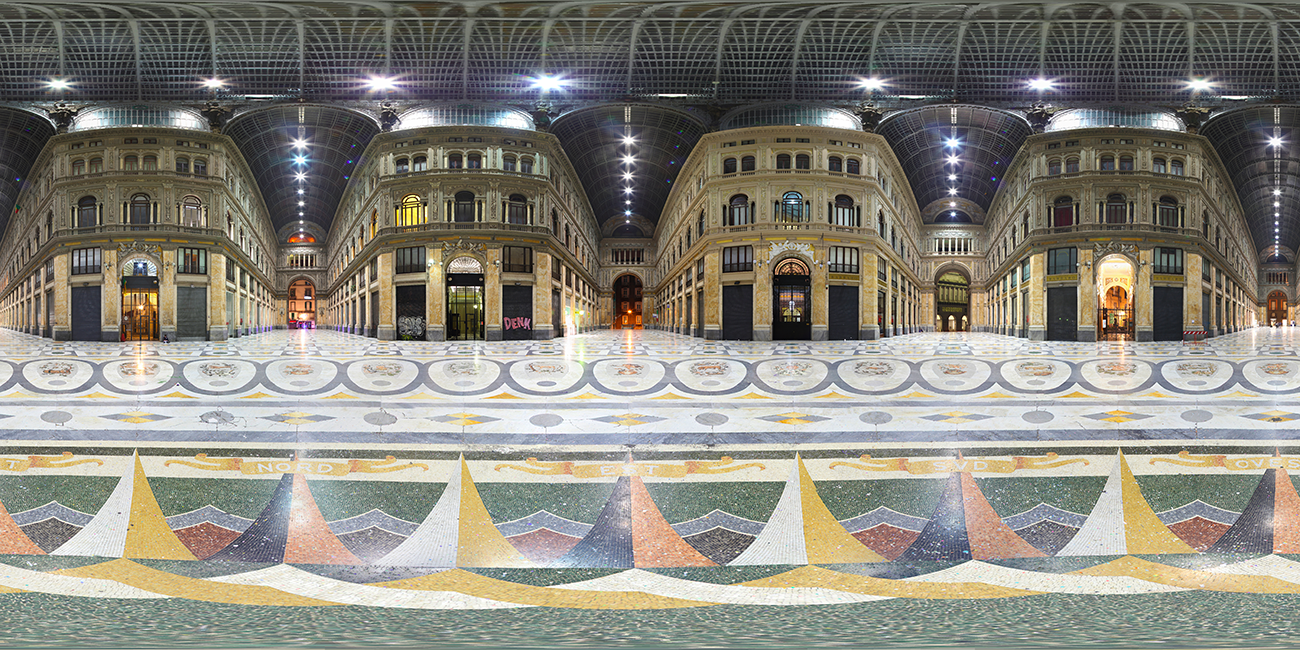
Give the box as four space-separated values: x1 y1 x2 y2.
412 156 427 172
193 158 208 175
1065 157 1079 173
123 155 138 171
142 155 157 171
520 157 534 174
828 156 843 172
779 191 805 223
397 194 423 227
1170 159 1184 175
741 155 755 172
723 158 737 174
395 158 409 174
1153 157 1167 174
1157 195 1179 229
454 191 476 222
180 196 204 227
1119 155 1134 171
1053 196 1074 228
1105 193 1127 224
795 154 810 170
77 196 97 229
369 210 378 238
775 258 809 276
832 195 856 227
846 158 861 175
71 159 84 176
448 153 463 169
129 193 152 227
467 153 482 169
1099 155 1115 171
507 194 529 225
776 153 791 170
1048 159 1061 175
727 194 751 226
175 157 189 173
503 155 516 172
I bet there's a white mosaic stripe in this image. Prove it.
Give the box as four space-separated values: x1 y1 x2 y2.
907 561 1184 594
1208 555 1300 583
1056 453 1128 557
376 460 462 567
207 565 525 609
51 457 135 558
560 569 889 605
729 460 806 566
0 564 167 599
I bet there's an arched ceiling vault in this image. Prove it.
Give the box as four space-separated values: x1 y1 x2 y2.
1201 106 1300 259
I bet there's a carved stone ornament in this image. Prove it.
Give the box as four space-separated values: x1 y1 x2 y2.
200 102 232 134
46 103 80 134
767 240 815 263
1025 102 1055 134
1094 240 1138 259
379 101 401 132
118 241 162 256
854 102 884 133
442 238 486 255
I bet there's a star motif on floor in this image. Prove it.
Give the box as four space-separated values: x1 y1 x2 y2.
101 411 170 424
758 412 832 425
429 413 501 426
1083 410 1153 423
261 412 335 425
919 411 995 424
592 413 668 426
1243 410 1300 423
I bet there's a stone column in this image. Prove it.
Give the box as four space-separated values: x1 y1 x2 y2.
811 254 828 341
377 251 395 340
882 265 893 337
860 254 879 339
1184 253 1204 335
52 253 70 341
1135 247 1154 341
1077 248 1096 341
485 247 503 341
159 249 176 342
208 252 227 341
533 251 553 339
426 246 445 341
703 250 721 339
753 259 772 341
1028 251 1046 340
101 248 119 342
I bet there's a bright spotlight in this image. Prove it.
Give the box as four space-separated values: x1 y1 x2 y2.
948 188 958 195
622 156 635 165
1270 137 1285 148
857 77 886 91
47 78 71 90
295 172 307 181
948 174 957 181
366 75 398 91
945 138 961 148
947 156 960 165
293 156 307 165
1027 77 1054 92
1187 78 1213 92
291 139 309 150
201 77 225 89
622 136 636 145
530 74 567 92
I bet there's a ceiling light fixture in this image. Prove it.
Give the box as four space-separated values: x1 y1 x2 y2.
366 75 398 91
945 138 961 148
531 74 567 92
1269 136 1285 148
1187 77 1213 92
857 77 886 91
947 156 960 165
47 78 70 90
291 139 309 150
948 174 957 181
948 188 958 195
201 77 225 89
1027 77 1054 91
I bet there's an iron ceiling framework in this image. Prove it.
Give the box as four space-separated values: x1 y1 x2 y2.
0 2 1299 252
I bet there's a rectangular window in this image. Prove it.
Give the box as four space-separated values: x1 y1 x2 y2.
722 245 754 273
394 246 425 274
828 246 860 274
1154 247 1184 275
1021 258 1031 281
741 139 755 145
178 248 207 274
143 138 157 144
123 138 138 144
795 137 810 143
1046 247 1076 275
226 262 235 282
71 248 101 275
775 137 791 143
503 246 533 273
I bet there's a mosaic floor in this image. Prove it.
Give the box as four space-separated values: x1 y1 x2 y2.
6 328 1300 646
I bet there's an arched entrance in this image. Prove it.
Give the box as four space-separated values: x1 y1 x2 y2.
120 256 159 341
446 256 484 340
288 279 315 329
773 258 811 340
1268 290 1289 326
935 269 970 332
1097 256 1136 340
613 274 643 329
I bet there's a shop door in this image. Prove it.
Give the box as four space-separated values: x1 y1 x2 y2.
395 285 426 340
446 273 485 341
1152 287 1183 341
722 285 753 340
828 286 858 340
772 260 812 341
122 289 159 341
1046 287 1077 341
